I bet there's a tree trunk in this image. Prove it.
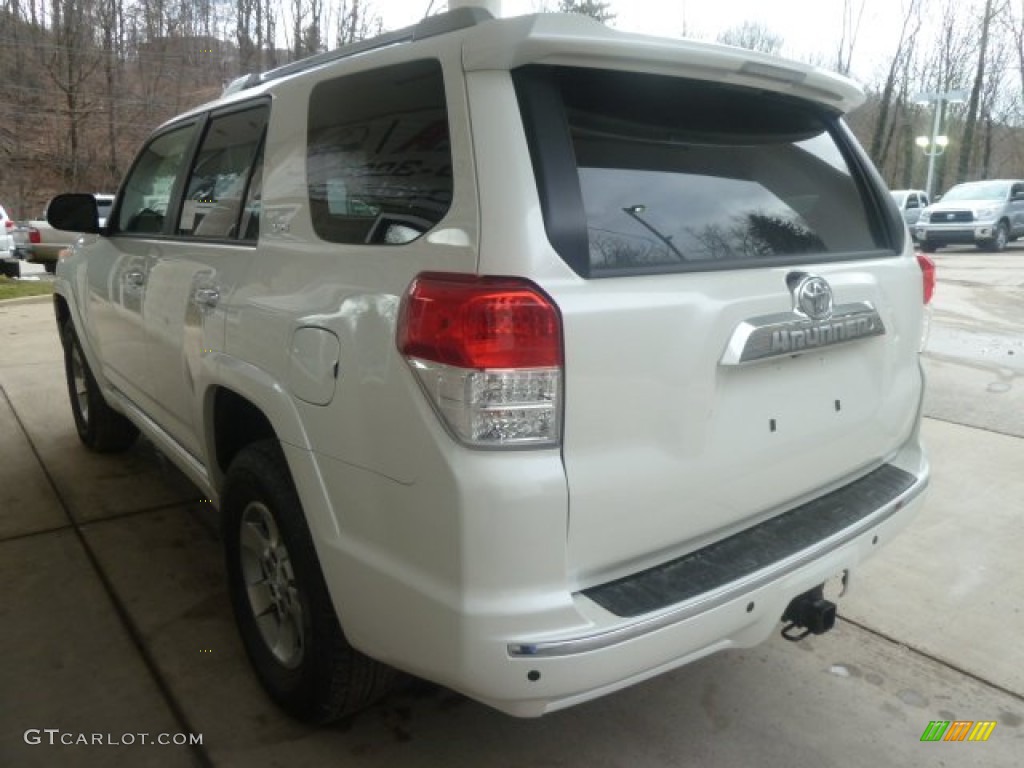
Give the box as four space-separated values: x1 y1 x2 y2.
956 0 996 182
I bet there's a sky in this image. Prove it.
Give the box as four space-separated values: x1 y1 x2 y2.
372 0 917 84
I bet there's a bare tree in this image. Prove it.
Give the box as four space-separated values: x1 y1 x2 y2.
835 0 866 76
334 0 382 46
237 0 258 71
716 21 783 55
867 0 922 168
557 0 614 24
47 0 103 186
98 0 125 187
956 0 1005 182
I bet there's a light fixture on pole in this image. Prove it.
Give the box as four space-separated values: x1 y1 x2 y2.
622 205 684 260
912 89 967 201
915 135 949 154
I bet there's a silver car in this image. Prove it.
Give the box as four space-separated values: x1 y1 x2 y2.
915 179 1024 252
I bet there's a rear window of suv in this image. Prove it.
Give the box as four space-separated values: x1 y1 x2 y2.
514 66 890 277
307 59 452 246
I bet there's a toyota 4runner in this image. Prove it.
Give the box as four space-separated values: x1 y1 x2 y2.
49 8 932 721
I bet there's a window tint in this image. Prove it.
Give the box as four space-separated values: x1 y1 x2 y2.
307 59 452 245
518 66 886 277
178 105 268 240
118 124 197 234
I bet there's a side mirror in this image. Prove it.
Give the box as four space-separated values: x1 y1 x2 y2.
46 193 100 234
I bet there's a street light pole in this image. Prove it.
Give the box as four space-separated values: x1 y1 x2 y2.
622 205 684 261
913 88 968 201
923 99 943 202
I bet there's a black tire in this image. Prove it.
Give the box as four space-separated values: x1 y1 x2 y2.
222 440 395 723
62 324 139 452
982 222 1008 252
44 261 57 274
920 243 938 253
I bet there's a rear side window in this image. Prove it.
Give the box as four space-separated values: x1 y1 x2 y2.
118 124 197 234
307 59 452 246
515 66 888 277
177 105 268 240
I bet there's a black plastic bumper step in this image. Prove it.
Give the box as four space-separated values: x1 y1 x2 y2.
582 463 916 618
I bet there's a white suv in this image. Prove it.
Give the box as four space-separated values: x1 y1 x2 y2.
50 8 932 721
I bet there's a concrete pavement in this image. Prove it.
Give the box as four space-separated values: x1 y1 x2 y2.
2 292 1022 767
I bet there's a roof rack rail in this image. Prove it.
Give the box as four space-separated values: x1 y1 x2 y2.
223 6 495 97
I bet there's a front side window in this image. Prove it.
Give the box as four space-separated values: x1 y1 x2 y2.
118 124 197 234
516 66 889 277
307 59 453 246
178 105 268 239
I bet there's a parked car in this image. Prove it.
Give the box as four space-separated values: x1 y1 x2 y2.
49 8 932 723
915 179 1024 252
0 203 15 257
889 189 929 229
17 194 115 272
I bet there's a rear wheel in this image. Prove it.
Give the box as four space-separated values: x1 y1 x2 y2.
222 440 395 723
62 324 138 452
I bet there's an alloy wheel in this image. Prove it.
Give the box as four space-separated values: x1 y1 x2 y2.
239 502 305 669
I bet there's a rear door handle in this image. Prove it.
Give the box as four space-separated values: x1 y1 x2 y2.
124 269 145 288
194 286 221 309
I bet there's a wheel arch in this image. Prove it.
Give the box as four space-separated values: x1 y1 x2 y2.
200 364 314 494
210 387 278 482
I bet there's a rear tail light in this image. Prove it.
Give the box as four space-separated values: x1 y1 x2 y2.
916 252 936 304
28 227 41 244
398 272 563 448
4 220 14 231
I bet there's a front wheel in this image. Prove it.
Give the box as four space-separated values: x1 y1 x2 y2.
62 324 138 452
222 440 395 723
982 222 1008 252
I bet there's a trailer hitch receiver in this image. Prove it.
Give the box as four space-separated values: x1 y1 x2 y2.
781 585 836 642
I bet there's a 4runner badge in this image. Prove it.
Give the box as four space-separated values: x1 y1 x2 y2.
719 274 886 365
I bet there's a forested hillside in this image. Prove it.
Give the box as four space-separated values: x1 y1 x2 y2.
2 0 1024 218
0 0 380 216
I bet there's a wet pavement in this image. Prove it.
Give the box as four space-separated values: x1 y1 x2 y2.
1 249 1023 766
922 249 1024 437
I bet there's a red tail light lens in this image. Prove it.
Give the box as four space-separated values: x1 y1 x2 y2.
916 253 936 304
398 273 563 448
398 273 562 369
29 227 41 244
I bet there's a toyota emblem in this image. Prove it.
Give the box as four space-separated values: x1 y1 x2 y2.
794 275 834 321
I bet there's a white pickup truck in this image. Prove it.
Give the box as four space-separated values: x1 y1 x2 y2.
14 194 113 272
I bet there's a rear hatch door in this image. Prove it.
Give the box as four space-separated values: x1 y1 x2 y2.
513 65 925 586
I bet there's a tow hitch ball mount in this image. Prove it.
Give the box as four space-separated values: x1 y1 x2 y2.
781 585 837 642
